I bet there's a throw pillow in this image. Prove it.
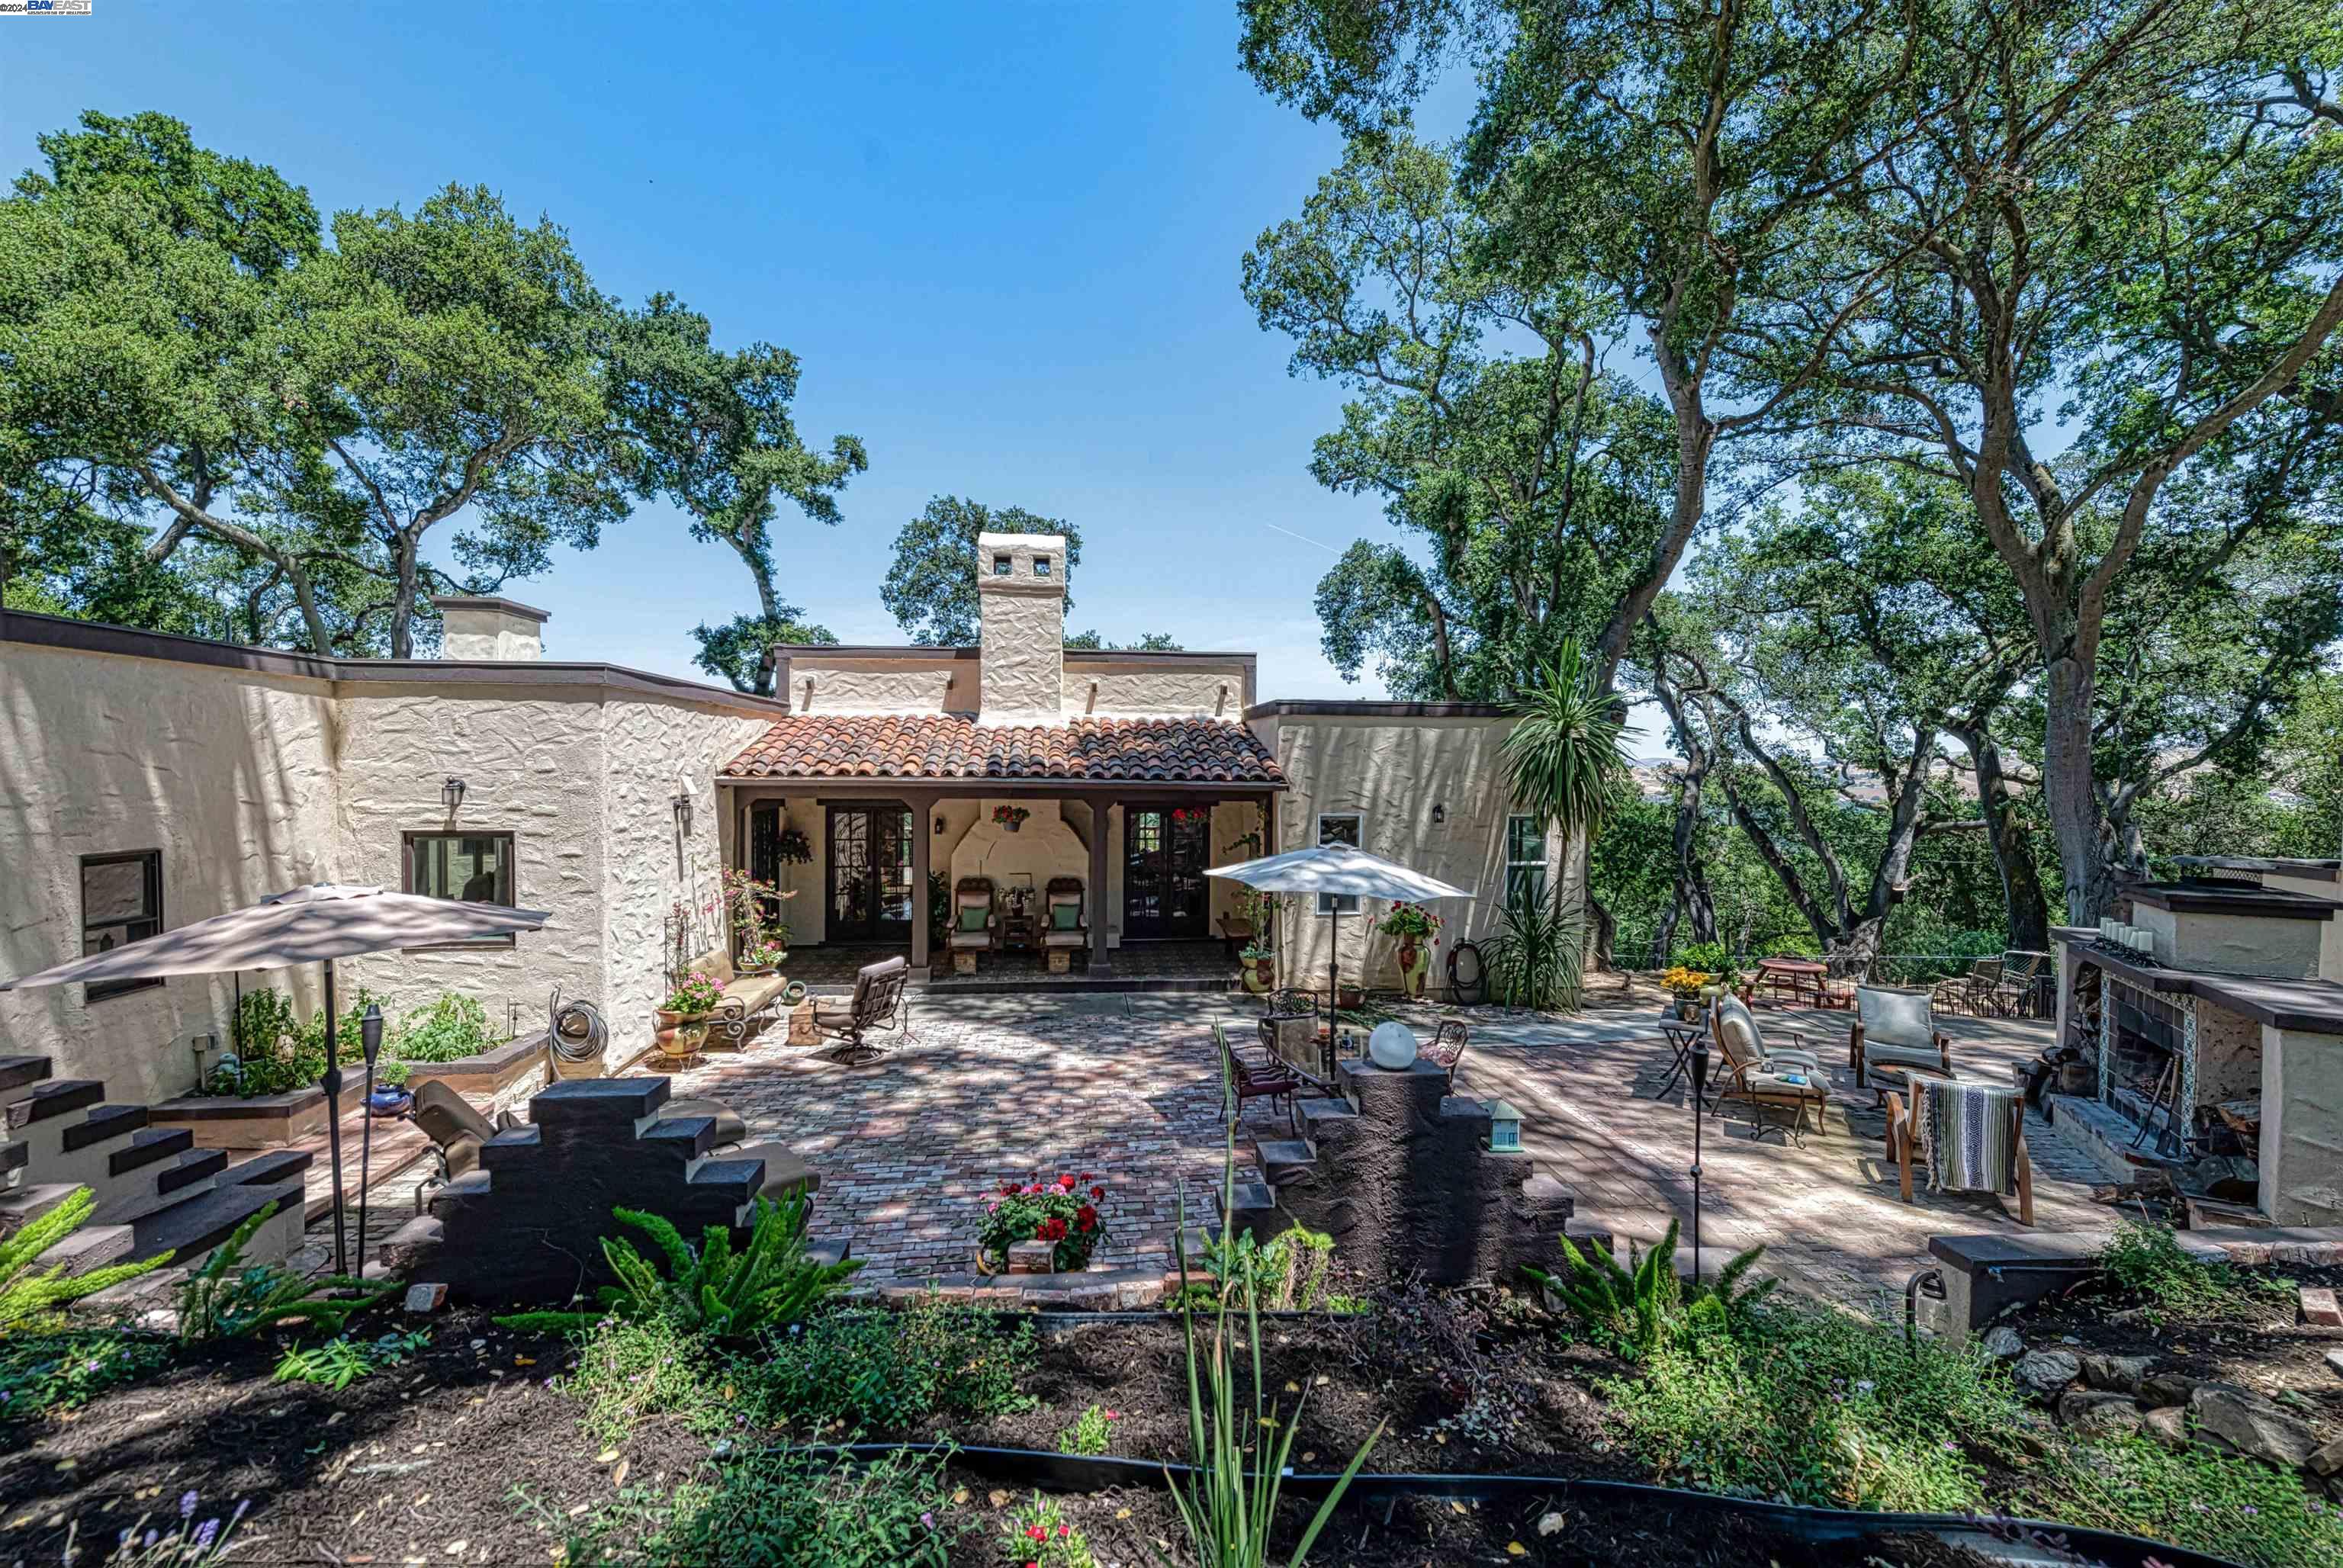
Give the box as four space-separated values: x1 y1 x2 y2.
957 906 988 933
1052 903 1080 930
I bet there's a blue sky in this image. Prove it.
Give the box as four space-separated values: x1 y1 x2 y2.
0 2 1465 699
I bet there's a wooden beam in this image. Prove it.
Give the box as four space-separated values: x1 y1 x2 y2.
1089 799 1114 975
908 792 933 976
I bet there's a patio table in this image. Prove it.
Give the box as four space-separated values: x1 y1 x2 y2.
1655 1010 1714 1104
1753 956 1828 1007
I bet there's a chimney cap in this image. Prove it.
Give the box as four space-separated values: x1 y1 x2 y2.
430 595 551 624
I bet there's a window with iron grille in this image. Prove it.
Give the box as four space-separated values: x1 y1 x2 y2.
79 850 163 1002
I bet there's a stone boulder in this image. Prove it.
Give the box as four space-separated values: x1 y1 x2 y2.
2057 1390 2145 1438
1979 1326 2026 1360
2014 1348 2081 1394
2142 1406 2191 1450
2140 1370 2201 1408
2188 1381 2323 1470
2079 1352 2151 1396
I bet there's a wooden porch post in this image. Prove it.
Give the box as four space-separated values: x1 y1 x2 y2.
908 792 934 977
1089 798 1114 976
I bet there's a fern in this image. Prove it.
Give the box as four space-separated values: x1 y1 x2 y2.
1528 1222 1776 1358
174 1202 395 1342
0 1187 174 1333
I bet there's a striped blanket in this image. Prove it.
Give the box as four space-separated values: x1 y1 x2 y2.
1914 1077 2020 1197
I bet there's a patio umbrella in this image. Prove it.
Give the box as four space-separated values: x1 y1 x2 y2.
1207 843 1474 1015
0 883 550 1274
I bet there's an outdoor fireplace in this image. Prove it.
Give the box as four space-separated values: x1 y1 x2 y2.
2096 975 2192 1157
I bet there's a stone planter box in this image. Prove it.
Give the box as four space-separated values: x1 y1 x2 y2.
150 1086 327 1149
402 1031 554 1120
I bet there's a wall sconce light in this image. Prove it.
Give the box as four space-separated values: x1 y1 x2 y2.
1431 802 1445 824
935 815 947 834
671 789 693 837
442 776 466 814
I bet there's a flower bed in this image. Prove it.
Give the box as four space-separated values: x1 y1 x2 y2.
979 1174 1109 1273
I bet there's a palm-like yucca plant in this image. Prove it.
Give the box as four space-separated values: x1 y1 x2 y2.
1482 888 1588 1011
1500 634 1630 865
0 1187 174 1333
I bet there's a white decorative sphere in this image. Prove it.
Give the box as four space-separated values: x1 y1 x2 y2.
1367 1022 1418 1070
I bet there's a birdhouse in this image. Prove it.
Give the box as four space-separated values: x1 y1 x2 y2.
1486 1100 1524 1153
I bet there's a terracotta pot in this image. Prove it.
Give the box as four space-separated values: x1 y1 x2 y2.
1242 956 1274 994
654 1009 710 1059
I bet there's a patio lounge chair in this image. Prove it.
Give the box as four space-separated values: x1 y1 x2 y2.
1040 876 1087 972
410 1078 522 1181
1849 985 1954 1089
810 955 911 1062
1933 956 2001 1014
1216 1020 1301 1125
1709 995 1829 1145
947 877 996 975
1422 1020 1469 1091
1883 1073 2033 1225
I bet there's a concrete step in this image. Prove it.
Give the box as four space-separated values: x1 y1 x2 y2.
108 1126 191 1179
6 1080 103 1131
92 1173 218 1229
1254 1139 1317 1181
0 1183 82 1236
1296 1097 1358 1135
0 1057 55 1097
63 1103 149 1154
220 1148 315 1188
124 1178 307 1268
157 1147 227 1197
0 1141 26 1178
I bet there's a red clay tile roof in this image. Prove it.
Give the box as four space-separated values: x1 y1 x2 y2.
720 713 1284 786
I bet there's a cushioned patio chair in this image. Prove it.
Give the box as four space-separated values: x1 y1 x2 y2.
409 1078 522 1182
1216 1020 1300 1126
1883 1073 2033 1225
1849 985 1954 1090
1709 994 1829 1145
810 955 911 1063
946 877 996 974
1040 876 1087 971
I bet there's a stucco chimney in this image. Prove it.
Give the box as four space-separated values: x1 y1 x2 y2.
432 596 549 661
975 532 1065 725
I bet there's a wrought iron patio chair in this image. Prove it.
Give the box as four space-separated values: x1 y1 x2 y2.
810 956 911 1063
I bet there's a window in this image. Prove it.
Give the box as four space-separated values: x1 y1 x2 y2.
1316 813 1361 914
1505 815 1549 911
992 554 1012 576
1033 554 1051 577
402 831 517 947
79 850 162 1001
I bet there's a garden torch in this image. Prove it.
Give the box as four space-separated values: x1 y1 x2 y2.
1688 1042 1708 1287
356 1003 384 1280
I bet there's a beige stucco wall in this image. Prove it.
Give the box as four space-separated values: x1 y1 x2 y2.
2261 1019 2343 1226
0 644 342 1105
783 655 965 716
950 798 1085 910
1255 713 1565 995
975 557 1065 725
2134 905 2325 980
1063 659 1250 719
2261 872 2343 981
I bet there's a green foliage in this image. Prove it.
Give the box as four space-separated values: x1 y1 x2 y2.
385 992 500 1064
0 1187 174 1332
1504 638 1631 847
689 611 838 695
1525 1221 1774 1361
209 985 419 1095
2030 1431 2343 1568
1056 1403 1117 1457
564 1312 718 1446
0 1330 173 1419
1182 1226 1335 1314
273 1329 429 1390
555 1444 957 1568
743 1296 1036 1434
1480 890 1588 1011
1006 1492 1097 1567
587 1194 863 1341
882 496 1082 645
1675 941 1733 980
1601 1296 2028 1512
2098 1217 2287 1325
84 1491 250 1567
173 1201 392 1342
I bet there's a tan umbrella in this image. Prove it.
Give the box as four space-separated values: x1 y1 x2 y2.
1208 844 1474 1014
1 883 551 1272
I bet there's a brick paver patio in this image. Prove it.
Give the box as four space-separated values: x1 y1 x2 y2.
628 988 2105 1313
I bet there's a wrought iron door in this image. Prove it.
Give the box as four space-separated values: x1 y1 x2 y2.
825 802 913 942
1123 805 1212 939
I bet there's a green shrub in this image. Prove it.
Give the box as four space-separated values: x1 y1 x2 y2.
2098 1217 2286 1324
1676 940 1734 978
175 1203 393 1342
1181 1226 1337 1315
741 1296 1035 1433
0 1187 175 1333
1525 1219 1774 1361
495 1192 860 1342
386 992 500 1063
1599 1298 2027 1512
1056 1403 1117 1456
274 1329 430 1390
566 1313 718 1446
0 1330 173 1419
1004 1491 1095 1567
559 1444 958 1567
2028 1431 2343 1568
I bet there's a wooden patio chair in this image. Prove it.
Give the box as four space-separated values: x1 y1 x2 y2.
1883 1073 2034 1226
1040 876 1087 972
1932 956 2000 1014
1988 951 2049 1018
1422 1020 1469 1091
1709 995 1829 1145
1216 1021 1301 1126
946 877 996 974
810 956 911 1063
1849 985 1954 1090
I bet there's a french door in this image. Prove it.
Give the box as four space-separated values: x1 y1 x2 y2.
825 802 914 943
1123 805 1212 940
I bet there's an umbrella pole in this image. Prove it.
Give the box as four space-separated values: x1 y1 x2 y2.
323 959 349 1277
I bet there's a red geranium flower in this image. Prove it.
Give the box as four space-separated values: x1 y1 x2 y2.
1075 1203 1098 1231
1089 1184 1105 1200
1037 1217 1069 1242
1057 1173 1076 1189
1027 1525 1046 1543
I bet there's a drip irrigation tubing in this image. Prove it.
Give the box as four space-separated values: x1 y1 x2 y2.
747 1443 2247 1568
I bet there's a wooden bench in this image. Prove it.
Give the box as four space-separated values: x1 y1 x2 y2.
686 949 789 1048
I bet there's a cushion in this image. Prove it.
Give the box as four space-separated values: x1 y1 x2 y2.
1866 1041 1949 1072
1051 903 1081 930
1857 986 1936 1050
732 1141 819 1199
412 1079 495 1148
1715 1000 1763 1066
1745 1070 1826 1100
957 905 988 933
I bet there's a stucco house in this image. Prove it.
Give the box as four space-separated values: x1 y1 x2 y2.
1 532 1556 1104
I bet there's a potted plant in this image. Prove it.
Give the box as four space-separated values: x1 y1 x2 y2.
775 825 813 865
992 804 1031 833
1239 941 1275 994
656 972 726 1060
1661 966 1712 1021
1377 901 1445 1001
976 1173 1109 1274
738 939 787 976
365 1059 413 1117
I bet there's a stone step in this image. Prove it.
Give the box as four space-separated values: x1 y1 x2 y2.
0 1183 82 1236
157 1147 228 1197
5 1080 104 1131
0 1057 55 1097
92 1172 217 1229
1216 1179 1279 1217
1296 1097 1358 1136
129 1178 307 1267
0 1141 26 1178
220 1148 315 1188
1254 1139 1317 1180
63 1103 149 1154
108 1126 192 1179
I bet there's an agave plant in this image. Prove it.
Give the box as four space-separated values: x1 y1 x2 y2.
1480 886 1588 1010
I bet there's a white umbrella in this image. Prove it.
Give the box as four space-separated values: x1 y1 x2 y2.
1208 844 1474 1014
2 883 551 1273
